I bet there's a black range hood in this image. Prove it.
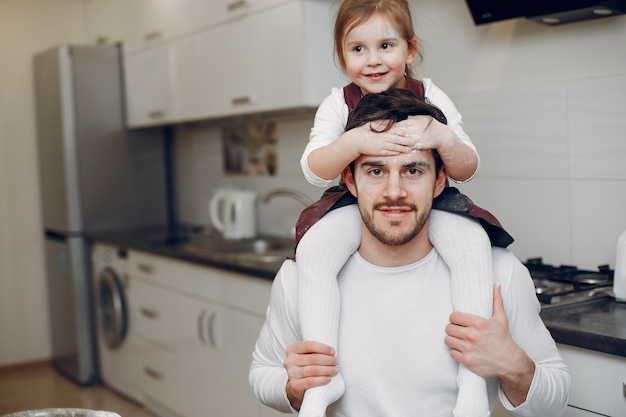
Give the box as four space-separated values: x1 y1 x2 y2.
465 0 626 26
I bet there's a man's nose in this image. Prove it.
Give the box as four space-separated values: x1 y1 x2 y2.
383 174 406 199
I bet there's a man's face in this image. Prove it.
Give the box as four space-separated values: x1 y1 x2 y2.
344 150 446 246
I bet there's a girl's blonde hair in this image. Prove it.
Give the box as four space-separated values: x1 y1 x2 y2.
333 0 423 78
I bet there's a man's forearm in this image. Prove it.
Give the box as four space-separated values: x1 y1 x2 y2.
499 349 536 406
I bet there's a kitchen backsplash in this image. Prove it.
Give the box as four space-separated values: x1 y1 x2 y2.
174 74 626 271
174 111 327 239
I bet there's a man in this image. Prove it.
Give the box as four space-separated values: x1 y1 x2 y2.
249 89 570 417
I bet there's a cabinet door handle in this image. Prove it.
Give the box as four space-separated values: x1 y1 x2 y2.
148 110 165 119
227 0 248 12
144 31 162 42
137 263 154 274
197 310 207 344
140 307 159 319
207 311 221 349
231 95 253 106
623 381 625 397
143 366 162 380
95 36 109 45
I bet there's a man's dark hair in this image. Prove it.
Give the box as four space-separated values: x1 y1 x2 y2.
345 88 446 173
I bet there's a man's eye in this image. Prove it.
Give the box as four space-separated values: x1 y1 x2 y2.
369 168 383 176
406 168 421 176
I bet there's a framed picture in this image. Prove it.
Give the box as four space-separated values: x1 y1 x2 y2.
222 121 277 176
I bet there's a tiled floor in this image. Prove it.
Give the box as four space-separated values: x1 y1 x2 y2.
0 361 154 417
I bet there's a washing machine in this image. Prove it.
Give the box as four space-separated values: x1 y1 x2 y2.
92 243 143 403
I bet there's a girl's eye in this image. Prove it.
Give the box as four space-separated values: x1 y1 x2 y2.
381 42 392 50
353 45 363 53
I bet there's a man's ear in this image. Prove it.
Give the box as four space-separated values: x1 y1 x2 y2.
433 167 447 199
343 166 358 198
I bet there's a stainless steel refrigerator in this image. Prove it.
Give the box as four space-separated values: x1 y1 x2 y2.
33 44 168 385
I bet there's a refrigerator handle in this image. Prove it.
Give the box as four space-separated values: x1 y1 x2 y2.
45 230 67 242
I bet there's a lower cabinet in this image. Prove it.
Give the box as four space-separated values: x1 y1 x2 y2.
558 343 626 417
127 250 283 417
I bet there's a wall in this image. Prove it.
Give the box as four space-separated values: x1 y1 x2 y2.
416 0 626 269
452 76 626 269
0 0 86 366
175 0 626 270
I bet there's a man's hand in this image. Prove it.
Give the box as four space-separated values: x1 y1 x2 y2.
284 341 339 410
444 285 535 406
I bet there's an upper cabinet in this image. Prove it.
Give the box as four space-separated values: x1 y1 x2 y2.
84 0 123 45
123 46 174 127
191 0 344 121
190 0 291 33
86 0 345 128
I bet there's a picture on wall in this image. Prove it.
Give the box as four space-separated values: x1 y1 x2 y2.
222 121 278 176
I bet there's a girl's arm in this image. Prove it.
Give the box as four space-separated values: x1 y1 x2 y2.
397 116 479 182
307 124 416 181
301 88 416 185
422 79 480 183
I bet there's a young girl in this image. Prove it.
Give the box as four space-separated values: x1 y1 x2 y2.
296 1 513 417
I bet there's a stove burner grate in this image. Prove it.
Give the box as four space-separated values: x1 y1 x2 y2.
524 257 613 306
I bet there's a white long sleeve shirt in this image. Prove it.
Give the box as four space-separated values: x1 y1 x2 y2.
249 247 570 417
300 78 478 187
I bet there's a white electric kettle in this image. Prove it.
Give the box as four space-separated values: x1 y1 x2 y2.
209 189 258 239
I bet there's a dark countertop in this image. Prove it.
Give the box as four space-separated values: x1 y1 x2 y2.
540 296 626 358
89 226 289 280
90 226 626 358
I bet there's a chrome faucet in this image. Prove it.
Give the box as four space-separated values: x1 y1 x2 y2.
262 188 313 207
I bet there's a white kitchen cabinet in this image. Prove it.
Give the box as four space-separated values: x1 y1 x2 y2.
93 0 292 54
195 0 344 119
127 250 282 417
189 0 289 32
119 0 289 53
123 47 173 128
558 343 626 417
123 35 201 128
123 0 345 127
118 0 195 53
84 0 123 46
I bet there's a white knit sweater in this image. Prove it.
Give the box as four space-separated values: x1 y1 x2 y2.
249 248 571 417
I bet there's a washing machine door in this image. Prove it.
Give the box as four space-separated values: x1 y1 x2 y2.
97 267 128 349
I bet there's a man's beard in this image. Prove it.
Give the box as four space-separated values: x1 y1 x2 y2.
360 200 430 246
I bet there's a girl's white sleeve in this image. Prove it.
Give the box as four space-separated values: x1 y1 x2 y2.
249 260 301 413
300 88 350 187
422 78 480 182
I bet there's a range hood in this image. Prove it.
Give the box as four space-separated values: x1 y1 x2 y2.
465 0 626 26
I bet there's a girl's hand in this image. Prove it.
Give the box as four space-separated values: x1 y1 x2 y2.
391 115 454 151
284 341 339 411
391 115 478 182
351 121 417 156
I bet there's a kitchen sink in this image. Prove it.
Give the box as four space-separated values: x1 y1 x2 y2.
182 237 295 264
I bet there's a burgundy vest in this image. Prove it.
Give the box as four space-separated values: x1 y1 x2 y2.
342 78 426 112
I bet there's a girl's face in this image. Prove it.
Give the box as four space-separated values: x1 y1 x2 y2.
342 14 416 96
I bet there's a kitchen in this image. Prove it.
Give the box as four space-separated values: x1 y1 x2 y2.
1 0 626 416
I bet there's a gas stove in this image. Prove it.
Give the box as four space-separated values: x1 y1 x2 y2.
523 258 614 308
